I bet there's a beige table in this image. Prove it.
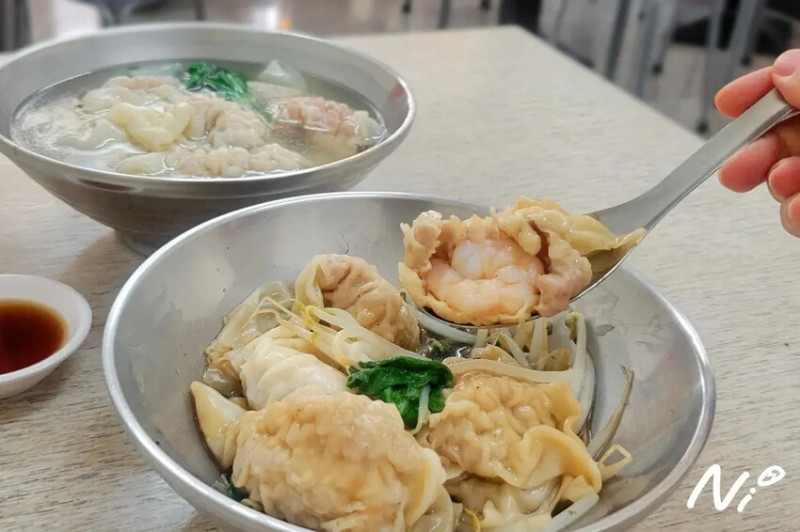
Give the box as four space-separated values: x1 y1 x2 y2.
0 26 798 532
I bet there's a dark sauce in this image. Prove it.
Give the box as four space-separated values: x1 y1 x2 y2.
0 299 66 375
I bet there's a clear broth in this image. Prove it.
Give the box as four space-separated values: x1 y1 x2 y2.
10 59 386 177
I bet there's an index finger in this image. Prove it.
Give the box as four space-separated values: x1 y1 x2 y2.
715 67 773 118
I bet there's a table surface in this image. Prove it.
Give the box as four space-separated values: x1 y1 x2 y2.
1 26 798 532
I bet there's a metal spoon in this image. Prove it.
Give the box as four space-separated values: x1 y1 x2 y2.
416 88 797 332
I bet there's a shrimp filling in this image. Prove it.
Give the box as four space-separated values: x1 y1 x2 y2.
426 238 545 319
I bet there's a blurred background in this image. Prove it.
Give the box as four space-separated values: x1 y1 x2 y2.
3 0 800 136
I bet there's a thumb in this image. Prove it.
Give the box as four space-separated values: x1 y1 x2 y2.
772 50 800 109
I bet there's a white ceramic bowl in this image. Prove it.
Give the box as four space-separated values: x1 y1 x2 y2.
0 274 92 398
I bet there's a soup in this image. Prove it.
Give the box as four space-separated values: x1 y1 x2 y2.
11 60 386 179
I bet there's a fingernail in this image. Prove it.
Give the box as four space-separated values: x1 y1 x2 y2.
768 161 787 201
773 50 800 78
788 197 799 224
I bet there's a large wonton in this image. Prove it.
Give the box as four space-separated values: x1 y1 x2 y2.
417 371 601 498
192 385 454 532
273 96 385 161
295 254 421 350
229 327 347 410
399 197 644 324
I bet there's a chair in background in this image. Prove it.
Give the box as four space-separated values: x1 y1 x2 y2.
545 0 796 134
78 0 205 26
640 0 795 133
546 0 634 76
547 0 719 100
697 1 798 132
0 0 30 51
498 0 544 40
402 0 492 29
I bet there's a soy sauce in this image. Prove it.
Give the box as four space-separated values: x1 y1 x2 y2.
0 299 66 375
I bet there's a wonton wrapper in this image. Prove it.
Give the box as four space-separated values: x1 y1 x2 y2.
164 144 306 178
295 254 421 350
417 371 601 498
446 478 555 530
497 197 644 256
185 96 270 149
107 101 192 152
231 327 347 410
274 96 384 161
232 391 451 532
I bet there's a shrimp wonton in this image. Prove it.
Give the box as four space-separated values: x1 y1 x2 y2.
399 197 644 325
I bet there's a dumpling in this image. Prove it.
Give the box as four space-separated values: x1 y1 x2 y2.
248 144 308 172
295 254 420 350
398 199 604 322
274 96 385 159
115 151 166 175
166 144 306 178
59 118 127 150
191 383 455 531
105 75 175 91
447 477 558 532
82 76 178 112
185 96 270 149
446 478 555 531
151 83 189 104
81 86 149 112
108 101 192 152
231 327 348 410
190 381 246 469
398 209 555 324
416 371 601 499
168 146 250 177
497 197 645 258
208 106 268 148
231 390 451 532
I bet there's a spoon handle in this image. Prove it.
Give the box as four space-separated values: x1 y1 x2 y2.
596 89 797 234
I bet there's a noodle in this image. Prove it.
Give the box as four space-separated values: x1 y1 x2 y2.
598 445 634 481
496 331 527 366
410 385 431 436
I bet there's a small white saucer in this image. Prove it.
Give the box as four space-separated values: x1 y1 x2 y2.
0 274 92 399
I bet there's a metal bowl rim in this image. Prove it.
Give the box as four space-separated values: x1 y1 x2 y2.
0 23 415 188
102 191 716 532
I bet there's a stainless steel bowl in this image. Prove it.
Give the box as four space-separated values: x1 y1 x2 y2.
0 24 414 253
103 192 715 532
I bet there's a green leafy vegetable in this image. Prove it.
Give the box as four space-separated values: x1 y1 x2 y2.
422 339 447 359
346 356 453 428
229 480 247 502
184 62 272 122
215 472 247 502
186 62 250 100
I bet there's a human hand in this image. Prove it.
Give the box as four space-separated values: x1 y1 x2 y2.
715 50 800 236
